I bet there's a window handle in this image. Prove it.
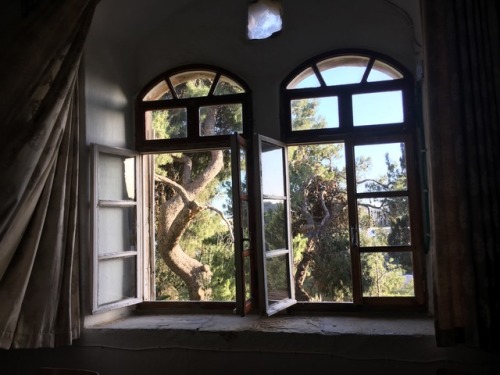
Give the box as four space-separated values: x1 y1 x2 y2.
350 225 359 248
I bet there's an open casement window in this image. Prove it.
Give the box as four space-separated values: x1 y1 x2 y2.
96 65 260 316
254 134 296 315
231 134 258 316
280 51 425 310
91 145 143 312
91 134 257 315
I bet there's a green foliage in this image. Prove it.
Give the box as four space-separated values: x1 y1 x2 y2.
288 102 352 301
291 99 327 131
288 101 415 302
152 78 242 301
361 253 413 297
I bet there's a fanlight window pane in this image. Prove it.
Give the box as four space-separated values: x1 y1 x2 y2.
367 60 403 82
98 207 137 255
142 80 173 101
361 252 414 297
357 197 411 247
98 257 137 305
170 71 216 98
355 143 407 193
291 97 339 130
214 75 245 95
98 154 135 200
263 200 287 251
266 254 290 303
353 90 404 126
286 67 321 89
248 0 283 40
199 104 243 136
317 56 370 86
145 108 187 140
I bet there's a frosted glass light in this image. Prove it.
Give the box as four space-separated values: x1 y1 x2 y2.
248 0 283 40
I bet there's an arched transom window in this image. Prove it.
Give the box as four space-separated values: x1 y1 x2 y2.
136 66 251 151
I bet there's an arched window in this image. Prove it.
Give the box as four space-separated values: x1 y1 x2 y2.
136 65 252 151
92 66 254 314
280 51 425 308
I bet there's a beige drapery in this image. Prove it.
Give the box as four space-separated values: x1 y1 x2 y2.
421 0 500 350
0 0 99 348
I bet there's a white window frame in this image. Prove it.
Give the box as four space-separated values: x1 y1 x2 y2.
91 144 143 312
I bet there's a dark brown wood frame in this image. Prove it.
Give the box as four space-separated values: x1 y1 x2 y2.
134 65 257 313
280 49 426 312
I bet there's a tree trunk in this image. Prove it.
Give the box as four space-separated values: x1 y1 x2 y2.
156 107 222 300
294 238 315 301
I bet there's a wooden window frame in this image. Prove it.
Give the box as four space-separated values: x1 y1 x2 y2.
280 50 426 312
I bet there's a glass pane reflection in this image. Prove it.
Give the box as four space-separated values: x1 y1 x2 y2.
98 257 137 305
98 154 135 201
244 255 252 300
98 207 137 255
261 143 285 197
263 200 287 251
266 255 290 303
240 148 247 194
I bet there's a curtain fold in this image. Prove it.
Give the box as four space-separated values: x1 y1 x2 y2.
421 0 500 350
0 0 99 349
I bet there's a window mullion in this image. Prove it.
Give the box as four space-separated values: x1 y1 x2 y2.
345 139 363 305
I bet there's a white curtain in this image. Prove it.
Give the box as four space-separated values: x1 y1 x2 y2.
0 0 99 348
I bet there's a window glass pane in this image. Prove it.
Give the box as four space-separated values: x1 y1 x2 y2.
240 148 247 194
288 143 352 302
361 252 414 297
266 254 291 303
291 97 339 131
286 67 321 89
261 142 285 196
244 255 252 300
241 200 250 240
142 80 173 101
98 257 137 305
98 154 135 200
355 143 407 193
358 197 411 247
367 60 403 82
170 71 216 98
263 200 287 251
153 150 236 302
98 207 137 255
248 0 283 40
214 75 245 95
353 90 404 126
145 108 187 140
199 104 243 136
317 56 370 86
